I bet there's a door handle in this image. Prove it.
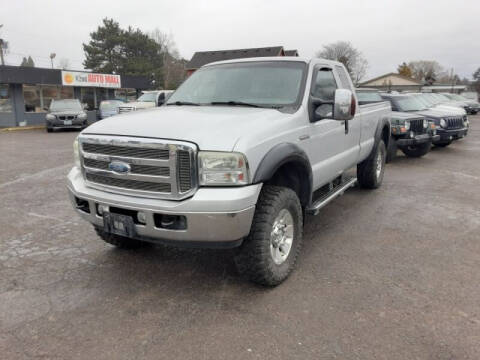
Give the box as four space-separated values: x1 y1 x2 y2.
299 134 310 141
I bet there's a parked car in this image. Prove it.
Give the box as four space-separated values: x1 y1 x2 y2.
98 100 125 119
415 93 468 115
461 92 479 102
381 94 468 147
441 93 480 114
357 89 438 161
68 57 391 286
118 90 174 113
45 99 88 133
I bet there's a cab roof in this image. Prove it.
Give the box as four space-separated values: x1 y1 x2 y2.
203 56 344 68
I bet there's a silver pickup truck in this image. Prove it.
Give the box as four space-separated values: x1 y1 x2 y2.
68 57 391 285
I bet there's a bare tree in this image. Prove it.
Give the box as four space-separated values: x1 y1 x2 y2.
407 60 446 84
316 41 369 84
149 29 183 89
58 58 70 70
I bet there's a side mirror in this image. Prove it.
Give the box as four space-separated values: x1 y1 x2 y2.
333 89 355 121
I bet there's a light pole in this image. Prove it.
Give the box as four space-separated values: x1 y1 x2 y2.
0 25 5 66
50 53 56 69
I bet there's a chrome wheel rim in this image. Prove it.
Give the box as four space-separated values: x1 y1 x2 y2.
270 209 294 265
376 151 383 179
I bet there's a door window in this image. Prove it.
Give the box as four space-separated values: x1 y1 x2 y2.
312 69 338 118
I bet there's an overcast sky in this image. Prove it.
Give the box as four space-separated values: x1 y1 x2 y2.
2 0 479 80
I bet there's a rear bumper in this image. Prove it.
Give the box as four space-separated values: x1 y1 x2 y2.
67 167 261 247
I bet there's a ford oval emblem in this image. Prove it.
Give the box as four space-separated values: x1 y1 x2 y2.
108 161 131 174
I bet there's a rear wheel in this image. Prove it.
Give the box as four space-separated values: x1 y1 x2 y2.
234 185 303 286
357 140 386 189
400 142 431 158
94 227 146 249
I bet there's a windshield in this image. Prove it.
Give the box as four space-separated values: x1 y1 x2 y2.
432 93 450 102
357 91 383 104
394 96 428 111
447 94 467 101
100 100 123 111
137 93 158 102
50 99 82 112
167 61 307 108
412 94 435 107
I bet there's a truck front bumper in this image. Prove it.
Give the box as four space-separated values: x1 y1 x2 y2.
67 167 261 248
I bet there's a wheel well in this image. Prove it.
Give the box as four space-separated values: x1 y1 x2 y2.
265 161 311 207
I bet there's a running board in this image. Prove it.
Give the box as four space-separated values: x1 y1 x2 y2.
306 177 357 216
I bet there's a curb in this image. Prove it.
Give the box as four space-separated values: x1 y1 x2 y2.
0 125 45 133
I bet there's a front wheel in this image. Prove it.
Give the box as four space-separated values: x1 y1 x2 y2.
357 140 386 189
400 142 431 158
234 186 303 286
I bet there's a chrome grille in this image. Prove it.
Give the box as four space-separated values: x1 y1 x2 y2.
178 150 192 192
119 107 135 113
82 143 169 159
445 116 464 129
79 135 197 200
86 173 171 193
409 119 425 133
83 158 170 176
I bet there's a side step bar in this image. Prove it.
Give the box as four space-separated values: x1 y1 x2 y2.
306 177 357 216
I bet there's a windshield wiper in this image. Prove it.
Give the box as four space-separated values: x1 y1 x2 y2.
166 101 200 106
210 101 269 108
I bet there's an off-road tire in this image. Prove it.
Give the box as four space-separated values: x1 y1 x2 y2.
434 140 452 148
357 140 386 189
94 227 146 249
400 142 431 158
234 186 303 286
386 136 397 163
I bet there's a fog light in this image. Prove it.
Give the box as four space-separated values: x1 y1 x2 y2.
410 131 415 138
137 211 147 224
97 204 109 216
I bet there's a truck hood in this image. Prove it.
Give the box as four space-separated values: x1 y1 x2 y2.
413 108 463 119
82 105 287 151
119 101 155 109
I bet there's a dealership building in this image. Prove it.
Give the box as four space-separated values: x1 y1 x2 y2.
0 65 150 127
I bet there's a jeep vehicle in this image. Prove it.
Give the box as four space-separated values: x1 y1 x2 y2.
381 94 468 148
441 93 480 114
68 58 391 286
357 89 438 161
45 99 88 132
118 90 174 113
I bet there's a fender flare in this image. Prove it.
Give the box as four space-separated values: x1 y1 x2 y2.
374 116 391 147
253 143 313 205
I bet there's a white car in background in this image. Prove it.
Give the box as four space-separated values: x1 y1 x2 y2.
119 90 174 113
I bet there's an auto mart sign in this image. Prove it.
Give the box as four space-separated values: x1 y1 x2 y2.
61 71 121 88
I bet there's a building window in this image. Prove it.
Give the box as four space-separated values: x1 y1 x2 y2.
81 88 95 110
23 85 43 112
60 86 74 100
0 84 12 112
42 85 60 109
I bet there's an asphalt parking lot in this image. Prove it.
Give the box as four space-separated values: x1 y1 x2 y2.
1 116 480 359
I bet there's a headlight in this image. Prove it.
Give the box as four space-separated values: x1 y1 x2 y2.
404 121 410 131
73 137 81 169
440 119 447 128
78 112 87 120
46 114 55 121
198 151 249 186
423 119 428 128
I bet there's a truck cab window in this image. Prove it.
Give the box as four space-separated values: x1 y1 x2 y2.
312 69 337 101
